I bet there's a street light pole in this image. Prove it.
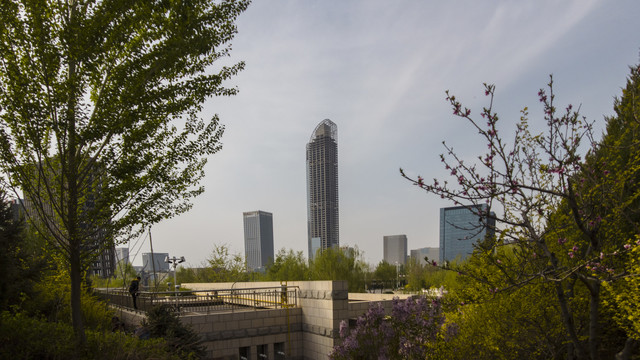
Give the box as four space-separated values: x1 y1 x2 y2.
165 255 185 303
395 261 400 291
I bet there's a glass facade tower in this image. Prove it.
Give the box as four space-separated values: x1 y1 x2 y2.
439 204 495 263
243 210 274 272
306 119 339 260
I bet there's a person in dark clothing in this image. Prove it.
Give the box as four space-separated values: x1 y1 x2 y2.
129 276 141 309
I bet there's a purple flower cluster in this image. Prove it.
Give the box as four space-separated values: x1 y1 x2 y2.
330 297 451 360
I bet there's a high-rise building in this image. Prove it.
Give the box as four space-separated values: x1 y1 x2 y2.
306 119 339 260
115 247 129 266
11 198 116 278
243 210 274 272
142 252 170 273
439 204 496 263
410 247 440 265
383 235 408 266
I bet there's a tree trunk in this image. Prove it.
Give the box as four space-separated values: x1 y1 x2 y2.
615 338 637 360
66 5 84 342
555 281 588 359
69 244 85 344
587 280 600 360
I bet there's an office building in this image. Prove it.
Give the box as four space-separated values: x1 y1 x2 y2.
11 198 116 278
410 247 440 265
243 210 275 272
383 235 408 266
142 252 170 273
306 119 339 260
115 248 129 266
439 204 496 263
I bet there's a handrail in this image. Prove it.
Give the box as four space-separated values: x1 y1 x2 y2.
94 286 299 314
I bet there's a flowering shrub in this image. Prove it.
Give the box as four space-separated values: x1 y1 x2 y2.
330 296 454 360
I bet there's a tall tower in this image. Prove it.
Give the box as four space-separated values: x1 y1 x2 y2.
383 235 408 266
439 204 495 263
306 119 339 260
243 210 274 272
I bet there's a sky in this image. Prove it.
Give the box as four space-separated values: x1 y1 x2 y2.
131 0 640 268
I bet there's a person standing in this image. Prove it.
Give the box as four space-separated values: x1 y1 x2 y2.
129 276 141 309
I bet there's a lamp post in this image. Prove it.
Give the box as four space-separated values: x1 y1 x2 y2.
395 261 400 291
165 255 185 301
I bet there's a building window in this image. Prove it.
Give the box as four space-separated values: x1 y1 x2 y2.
274 342 285 360
257 344 268 359
239 346 250 360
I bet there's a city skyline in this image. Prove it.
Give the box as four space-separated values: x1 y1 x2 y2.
130 1 640 267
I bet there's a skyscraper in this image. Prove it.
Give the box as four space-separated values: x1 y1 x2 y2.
410 247 440 265
306 119 339 260
383 235 408 266
115 247 130 266
439 204 495 263
243 210 274 272
142 252 170 273
11 197 116 278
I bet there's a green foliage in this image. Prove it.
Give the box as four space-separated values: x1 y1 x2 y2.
0 191 49 312
90 262 137 289
204 244 249 283
603 239 640 340
404 256 426 291
20 262 115 331
0 312 180 360
0 0 250 340
176 244 250 284
310 247 367 292
439 281 566 360
373 260 397 289
402 67 640 357
264 248 309 281
144 304 206 359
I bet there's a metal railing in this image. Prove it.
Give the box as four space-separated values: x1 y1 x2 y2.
95 286 299 314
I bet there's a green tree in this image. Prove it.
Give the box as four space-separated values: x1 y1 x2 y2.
0 190 50 313
203 244 248 283
264 248 309 281
0 0 250 342
401 69 640 359
373 260 397 291
440 280 566 360
405 256 426 291
90 261 137 289
144 304 205 359
310 247 367 292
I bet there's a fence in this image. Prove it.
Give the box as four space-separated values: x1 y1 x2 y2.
95 286 299 314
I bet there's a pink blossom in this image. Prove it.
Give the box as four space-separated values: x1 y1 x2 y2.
624 244 631 250
568 251 574 259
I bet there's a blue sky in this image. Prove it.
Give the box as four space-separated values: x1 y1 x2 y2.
131 0 640 267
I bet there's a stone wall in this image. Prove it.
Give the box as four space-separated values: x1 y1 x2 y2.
111 281 402 359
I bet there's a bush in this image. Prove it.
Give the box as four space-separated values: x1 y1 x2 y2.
0 312 180 360
143 304 206 359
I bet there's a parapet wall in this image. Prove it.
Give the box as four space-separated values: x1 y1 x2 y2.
184 281 349 359
108 281 400 360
